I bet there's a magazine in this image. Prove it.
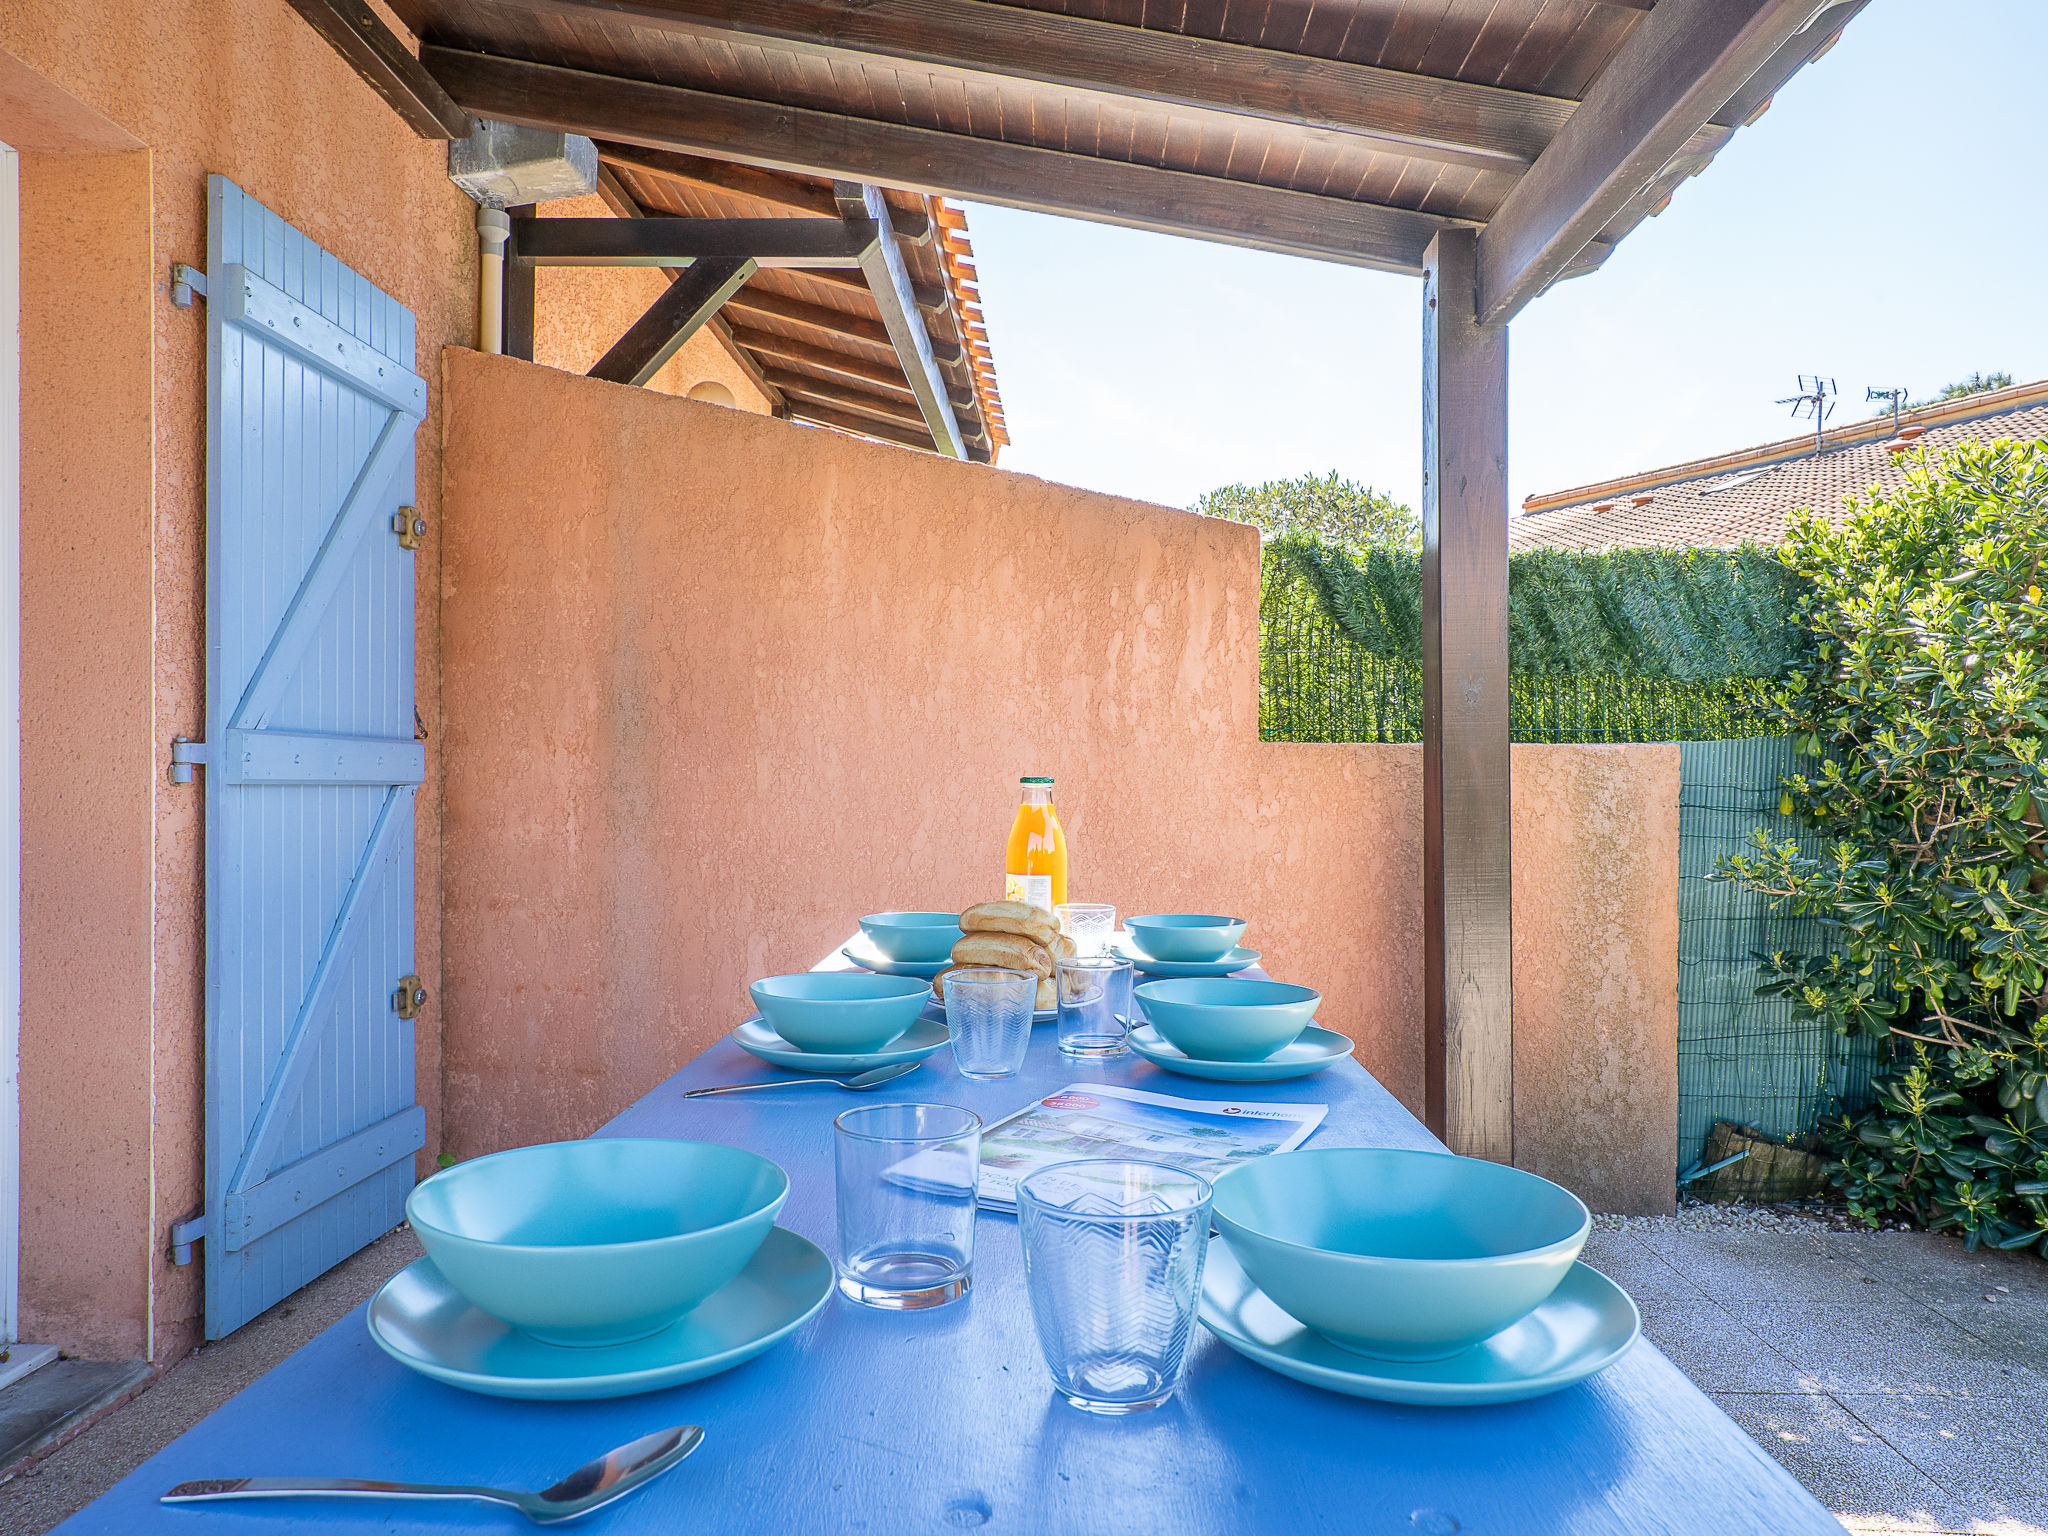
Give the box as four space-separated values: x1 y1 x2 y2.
972 1083 1327 1210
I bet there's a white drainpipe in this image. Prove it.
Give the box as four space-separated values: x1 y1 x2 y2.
476 207 510 354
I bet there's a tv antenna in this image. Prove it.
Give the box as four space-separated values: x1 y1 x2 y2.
1777 375 1836 453
1867 385 1908 434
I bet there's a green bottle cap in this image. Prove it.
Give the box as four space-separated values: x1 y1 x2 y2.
1019 775 1054 785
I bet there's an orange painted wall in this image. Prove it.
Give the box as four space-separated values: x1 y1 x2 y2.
440 351 1681 1214
0 0 479 1360
17 145 158 1361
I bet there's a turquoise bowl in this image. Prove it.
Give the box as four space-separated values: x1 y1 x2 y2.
1211 1148 1590 1361
406 1138 788 1347
1134 978 1319 1061
749 972 931 1053
1124 914 1248 963
858 911 965 964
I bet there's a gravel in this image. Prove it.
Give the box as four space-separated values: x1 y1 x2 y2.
1592 1199 1886 1235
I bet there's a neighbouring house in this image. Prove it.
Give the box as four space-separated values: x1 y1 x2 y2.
1511 375 2048 551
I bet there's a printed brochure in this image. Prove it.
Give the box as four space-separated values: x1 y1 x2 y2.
973 1082 1326 1209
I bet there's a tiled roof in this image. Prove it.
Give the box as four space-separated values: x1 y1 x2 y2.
1510 379 2048 552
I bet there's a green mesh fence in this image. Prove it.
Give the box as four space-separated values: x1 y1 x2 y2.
1677 738 1887 1170
1260 599 1770 744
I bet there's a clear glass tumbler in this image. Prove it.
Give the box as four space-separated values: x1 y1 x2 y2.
1056 955 1133 1058
942 966 1037 1080
833 1102 982 1309
1016 1159 1214 1414
1054 903 1117 957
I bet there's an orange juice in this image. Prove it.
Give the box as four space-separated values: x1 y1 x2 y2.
1004 776 1068 911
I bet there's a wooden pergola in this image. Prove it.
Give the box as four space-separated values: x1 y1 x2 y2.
292 0 1865 1159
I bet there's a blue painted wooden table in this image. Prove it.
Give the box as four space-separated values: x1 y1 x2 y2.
58 1008 1844 1534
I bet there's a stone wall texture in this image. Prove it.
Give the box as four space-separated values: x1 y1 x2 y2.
440 351 1682 1215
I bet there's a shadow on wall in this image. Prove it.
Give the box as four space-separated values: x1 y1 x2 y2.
437 350 1680 1215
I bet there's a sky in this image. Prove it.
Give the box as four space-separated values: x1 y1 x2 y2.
961 0 2048 515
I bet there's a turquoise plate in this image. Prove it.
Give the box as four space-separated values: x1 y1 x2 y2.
733 1014 946 1072
1127 1023 1353 1081
1113 942 1262 978
841 939 952 979
368 1227 833 1400
1199 1240 1639 1406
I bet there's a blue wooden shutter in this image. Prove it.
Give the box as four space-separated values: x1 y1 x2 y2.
200 177 428 1339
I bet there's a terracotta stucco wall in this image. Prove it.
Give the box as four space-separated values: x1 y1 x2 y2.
440 351 1680 1214
17 145 157 1360
0 0 482 1360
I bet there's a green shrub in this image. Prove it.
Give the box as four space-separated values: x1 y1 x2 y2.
1716 439 2048 1252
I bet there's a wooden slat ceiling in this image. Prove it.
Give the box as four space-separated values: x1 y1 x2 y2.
597 148 1006 456
395 0 1864 305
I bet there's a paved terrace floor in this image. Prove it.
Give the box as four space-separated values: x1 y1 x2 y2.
0 1209 2041 1535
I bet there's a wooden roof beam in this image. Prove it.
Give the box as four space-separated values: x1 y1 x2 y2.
790 403 943 453
484 0 1574 174
285 0 471 137
601 144 935 242
592 166 786 413
1475 0 1831 325
423 47 1461 274
835 181 966 459
591 256 757 386
508 216 880 268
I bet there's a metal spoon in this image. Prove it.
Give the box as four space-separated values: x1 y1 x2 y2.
160 1424 702 1526
683 1060 923 1097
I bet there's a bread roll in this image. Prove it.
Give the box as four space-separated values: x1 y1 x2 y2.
960 899 1059 949
932 966 1056 1011
951 930 1053 976
1047 930 1077 961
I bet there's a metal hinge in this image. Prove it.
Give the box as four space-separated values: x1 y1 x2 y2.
168 737 209 785
393 507 425 550
392 975 426 1019
170 1211 212 1266
170 264 207 308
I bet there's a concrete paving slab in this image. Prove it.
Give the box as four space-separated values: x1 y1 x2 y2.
1821 1232 2048 1312
1727 1298 2048 1399
1838 1388 2048 1526
1640 1226 1889 1301
1581 1231 1708 1300
1639 1295 1817 1392
1916 1292 2048 1383
1712 1389 1980 1531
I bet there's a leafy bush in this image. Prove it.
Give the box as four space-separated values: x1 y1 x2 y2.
1717 439 2048 1253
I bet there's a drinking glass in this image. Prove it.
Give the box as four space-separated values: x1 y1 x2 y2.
942 967 1037 1080
1056 955 1132 1058
1053 903 1117 957
1016 1159 1214 1414
833 1102 982 1309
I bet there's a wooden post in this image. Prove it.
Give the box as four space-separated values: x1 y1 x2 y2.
503 205 536 361
1421 228 1512 1163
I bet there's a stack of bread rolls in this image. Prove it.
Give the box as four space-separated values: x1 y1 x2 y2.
932 900 1073 1011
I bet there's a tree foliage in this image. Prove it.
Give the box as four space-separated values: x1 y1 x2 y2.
1869 370 2016 418
1716 439 2048 1253
1194 472 1419 552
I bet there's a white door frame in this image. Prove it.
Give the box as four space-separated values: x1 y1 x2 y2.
0 139 23 1344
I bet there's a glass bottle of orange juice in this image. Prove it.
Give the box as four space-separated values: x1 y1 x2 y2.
1005 776 1068 912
